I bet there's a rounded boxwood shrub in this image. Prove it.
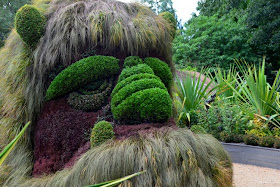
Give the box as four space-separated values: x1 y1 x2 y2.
111 73 161 97
67 80 112 111
111 78 167 108
144 57 172 89
112 88 172 124
159 12 177 38
46 55 120 100
90 121 114 148
123 56 143 68
117 64 154 82
15 5 45 47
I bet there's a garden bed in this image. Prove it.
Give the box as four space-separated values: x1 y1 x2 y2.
222 142 280 170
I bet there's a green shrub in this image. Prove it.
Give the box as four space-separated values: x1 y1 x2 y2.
258 136 275 148
111 79 167 108
15 5 45 47
159 12 177 38
46 55 120 100
220 132 243 143
243 134 259 146
144 57 172 89
111 73 161 97
190 125 207 134
67 80 112 111
123 56 143 68
274 137 280 149
118 64 154 82
112 88 172 124
90 121 114 147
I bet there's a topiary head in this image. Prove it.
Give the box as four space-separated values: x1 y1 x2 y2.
90 121 114 148
15 5 45 48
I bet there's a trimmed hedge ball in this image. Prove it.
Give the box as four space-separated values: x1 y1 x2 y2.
159 12 177 38
111 73 161 97
90 121 114 147
112 88 172 124
118 64 154 82
123 56 143 68
46 55 120 100
144 57 172 89
15 5 45 47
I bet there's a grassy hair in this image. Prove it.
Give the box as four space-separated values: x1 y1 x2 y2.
0 129 232 186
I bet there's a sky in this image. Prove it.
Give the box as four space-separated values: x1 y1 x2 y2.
119 0 199 23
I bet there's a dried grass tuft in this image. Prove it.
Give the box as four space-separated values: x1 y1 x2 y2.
0 129 232 187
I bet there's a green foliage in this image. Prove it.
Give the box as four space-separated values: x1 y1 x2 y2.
228 59 280 116
46 55 120 100
196 99 254 136
246 0 280 69
112 88 172 124
15 5 45 47
274 138 280 149
111 73 161 97
144 57 172 89
67 80 112 111
90 121 114 148
111 79 167 108
123 56 143 68
0 0 30 47
0 122 30 166
117 64 154 83
190 125 206 134
219 132 243 143
86 171 146 187
159 12 176 38
243 134 259 146
258 136 275 148
173 14 259 70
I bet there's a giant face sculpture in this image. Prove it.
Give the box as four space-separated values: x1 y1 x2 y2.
0 0 233 186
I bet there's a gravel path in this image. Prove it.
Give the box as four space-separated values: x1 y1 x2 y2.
233 163 280 187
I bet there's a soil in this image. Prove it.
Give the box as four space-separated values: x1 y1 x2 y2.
233 163 280 187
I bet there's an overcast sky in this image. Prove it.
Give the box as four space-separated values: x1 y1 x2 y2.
119 0 199 23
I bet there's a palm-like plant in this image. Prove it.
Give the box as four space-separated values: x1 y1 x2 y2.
227 58 280 117
175 70 216 124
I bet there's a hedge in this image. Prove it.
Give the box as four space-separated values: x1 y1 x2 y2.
90 121 114 147
117 64 154 82
123 56 143 68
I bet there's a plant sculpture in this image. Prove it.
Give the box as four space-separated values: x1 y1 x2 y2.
0 0 232 186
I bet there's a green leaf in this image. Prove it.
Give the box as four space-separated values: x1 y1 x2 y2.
85 171 146 187
0 122 30 166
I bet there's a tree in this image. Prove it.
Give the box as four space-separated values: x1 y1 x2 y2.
0 0 30 47
173 14 260 70
246 0 280 69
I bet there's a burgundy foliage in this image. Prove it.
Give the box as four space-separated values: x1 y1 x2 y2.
33 97 101 177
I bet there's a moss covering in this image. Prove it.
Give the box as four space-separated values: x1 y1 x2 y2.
90 121 114 148
118 64 154 82
123 56 144 68
144 57 173 89
0 129 232 187
67 80 112 111
15 5 45 47
46 55 120 100
159 12 177 38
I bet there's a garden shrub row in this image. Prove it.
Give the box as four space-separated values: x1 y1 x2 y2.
46 55 120 100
